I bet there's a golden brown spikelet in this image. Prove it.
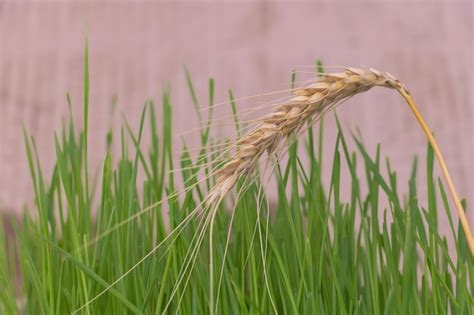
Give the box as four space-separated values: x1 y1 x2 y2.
207 68 404 204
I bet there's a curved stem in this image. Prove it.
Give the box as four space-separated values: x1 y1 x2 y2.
397 88 474 256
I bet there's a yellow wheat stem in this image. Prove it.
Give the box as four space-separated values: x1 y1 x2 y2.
397 88 474 256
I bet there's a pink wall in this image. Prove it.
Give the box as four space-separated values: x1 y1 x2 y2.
0 2 472 230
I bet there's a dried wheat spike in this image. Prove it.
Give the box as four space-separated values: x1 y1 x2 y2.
207 67 406 204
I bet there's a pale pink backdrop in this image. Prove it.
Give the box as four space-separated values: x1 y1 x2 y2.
0 1 472 232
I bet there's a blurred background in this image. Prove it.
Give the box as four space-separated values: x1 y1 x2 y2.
0 1 472 230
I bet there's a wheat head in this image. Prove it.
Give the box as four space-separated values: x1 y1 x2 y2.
207 67 403 202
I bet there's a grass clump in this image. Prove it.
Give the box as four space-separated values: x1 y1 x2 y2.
0 46 473 314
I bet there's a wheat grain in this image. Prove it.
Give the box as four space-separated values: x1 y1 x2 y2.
207 68 400 202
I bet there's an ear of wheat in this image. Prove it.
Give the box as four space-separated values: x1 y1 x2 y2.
207 67 474 256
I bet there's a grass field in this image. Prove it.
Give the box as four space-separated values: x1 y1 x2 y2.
1 44 473 315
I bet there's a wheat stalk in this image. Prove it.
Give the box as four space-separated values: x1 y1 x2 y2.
207 67 474 256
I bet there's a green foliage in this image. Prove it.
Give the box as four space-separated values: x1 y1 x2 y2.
0 50 473 315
